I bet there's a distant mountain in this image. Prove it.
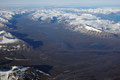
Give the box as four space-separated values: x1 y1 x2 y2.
1 8 120 34
30 8 120 33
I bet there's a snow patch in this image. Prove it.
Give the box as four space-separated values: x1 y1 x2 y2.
0 30 19 44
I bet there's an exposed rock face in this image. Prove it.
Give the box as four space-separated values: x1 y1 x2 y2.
0 30 19 44
0 66 29 80
0 66 52 80
0 30 29 51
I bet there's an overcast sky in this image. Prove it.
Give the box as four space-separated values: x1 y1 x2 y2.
0 0 120 7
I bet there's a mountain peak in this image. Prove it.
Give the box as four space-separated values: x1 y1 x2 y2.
0 30 18 44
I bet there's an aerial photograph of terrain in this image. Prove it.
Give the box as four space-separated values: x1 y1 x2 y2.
0 0 120 80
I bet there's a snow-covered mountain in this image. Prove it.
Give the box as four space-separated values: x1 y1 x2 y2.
0 8 120 50
30 8 120 33
1 8 120 34
0 9 33 51
0 10 15 28
0 30 18 44
0 66 28 80
0 30 29 51
0 9 34 28
0 66 51 80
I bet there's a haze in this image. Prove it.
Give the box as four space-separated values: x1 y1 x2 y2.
0 0 120 7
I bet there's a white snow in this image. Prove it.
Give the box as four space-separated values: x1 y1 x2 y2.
0 66 29 80
29 8 120 33
85 26 102 32
0 30 19 44
0 36 18 44
0 8 120 34
0 23 6 27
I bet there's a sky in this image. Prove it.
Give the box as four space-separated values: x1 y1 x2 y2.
0 0 120 8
